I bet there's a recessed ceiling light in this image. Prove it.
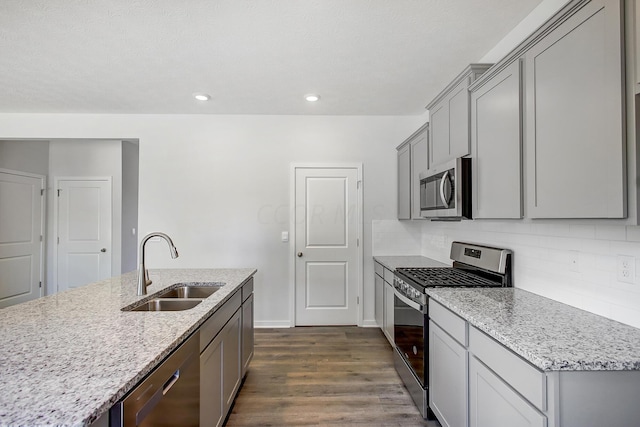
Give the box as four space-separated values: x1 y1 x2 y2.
305 94 320 102
193 93 211 101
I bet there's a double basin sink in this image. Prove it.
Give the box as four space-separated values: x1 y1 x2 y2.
124 282 223 312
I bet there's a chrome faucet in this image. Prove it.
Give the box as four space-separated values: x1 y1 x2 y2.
137 232 179 296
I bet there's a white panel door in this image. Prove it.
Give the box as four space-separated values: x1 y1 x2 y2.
0 170 44 308
294 167 359 325
56 178 112 291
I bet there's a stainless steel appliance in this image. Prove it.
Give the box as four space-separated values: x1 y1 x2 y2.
419 157 471 219
392 241 512 419
110 331 200 426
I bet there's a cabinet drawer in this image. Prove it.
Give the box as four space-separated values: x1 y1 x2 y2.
383 268 394 285
469 326 546 411
429 299 467 346
200 290 242 353
374 262 384 277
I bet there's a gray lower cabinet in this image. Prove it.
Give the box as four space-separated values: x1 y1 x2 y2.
429 320 468 427
470 59 523 219
523 0 624 218
431 299 640 427
374 270 384 328
241 292 254 376
241 278 254 377
383 268 395 345
200 285 251 427
374 261 394 346
468 356 545 427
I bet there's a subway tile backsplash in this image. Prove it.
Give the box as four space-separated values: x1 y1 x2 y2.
372 219 640 329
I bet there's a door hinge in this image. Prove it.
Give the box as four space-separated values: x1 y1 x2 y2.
357 180 361 189
39 281 42 288
357 238 360 247
357 296 360 305
57 237 60 244
40 235 43 242
57 189 61 197
40 189 44 196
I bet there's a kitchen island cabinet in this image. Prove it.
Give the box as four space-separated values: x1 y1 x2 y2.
0 268 256 427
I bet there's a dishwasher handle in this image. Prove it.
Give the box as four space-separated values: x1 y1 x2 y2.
136 366 183 424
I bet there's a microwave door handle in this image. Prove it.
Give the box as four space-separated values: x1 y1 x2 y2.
439 171 449 208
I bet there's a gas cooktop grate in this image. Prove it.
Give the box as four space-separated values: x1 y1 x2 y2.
396 267 500 288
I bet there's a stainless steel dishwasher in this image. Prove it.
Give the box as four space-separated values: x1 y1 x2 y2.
110 331 200 426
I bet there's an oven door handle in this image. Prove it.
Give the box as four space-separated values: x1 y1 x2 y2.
393 287 425 313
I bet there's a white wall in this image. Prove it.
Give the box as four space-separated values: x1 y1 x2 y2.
48 139 123 292
0 140 49 175
0 113 426 326
373 219 640 329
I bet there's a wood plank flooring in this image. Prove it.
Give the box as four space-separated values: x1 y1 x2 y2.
225 327 441 427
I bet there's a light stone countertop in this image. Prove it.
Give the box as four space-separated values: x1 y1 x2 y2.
0 268 256 427
426 287 640 372
373 255 640 372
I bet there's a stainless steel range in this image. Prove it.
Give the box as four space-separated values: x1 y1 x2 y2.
392 241 512 419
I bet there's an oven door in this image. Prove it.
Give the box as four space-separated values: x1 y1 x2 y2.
393 289 427 387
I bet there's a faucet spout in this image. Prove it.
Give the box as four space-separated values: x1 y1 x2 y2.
137 232 179 296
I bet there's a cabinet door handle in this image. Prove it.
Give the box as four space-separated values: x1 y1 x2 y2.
297 252 303 257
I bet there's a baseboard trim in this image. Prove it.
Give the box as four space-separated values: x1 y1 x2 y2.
255 320 293 328
361 320 380 328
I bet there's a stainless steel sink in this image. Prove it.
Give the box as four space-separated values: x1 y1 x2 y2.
158 284 222 299
123 282 224 312
127 299 203 312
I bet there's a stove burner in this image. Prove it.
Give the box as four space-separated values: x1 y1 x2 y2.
396 267 500 288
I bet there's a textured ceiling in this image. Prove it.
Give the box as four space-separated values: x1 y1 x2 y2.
0 0 542 115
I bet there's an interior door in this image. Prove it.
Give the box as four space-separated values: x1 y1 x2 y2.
0 170 44 308
56 178 112 292
294 166 360 325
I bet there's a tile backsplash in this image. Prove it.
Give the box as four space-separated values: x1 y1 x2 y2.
372 219 640 329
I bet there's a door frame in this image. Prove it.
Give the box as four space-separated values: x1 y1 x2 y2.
289 163 364 327
53 176 112 294
0 167 46 301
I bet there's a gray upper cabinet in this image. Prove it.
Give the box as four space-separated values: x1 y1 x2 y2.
410 125 428 219
636 0 640 94
427 64 492 169
523 0 625 218
397 123 429 220
470 59 523 219
397 142 411 219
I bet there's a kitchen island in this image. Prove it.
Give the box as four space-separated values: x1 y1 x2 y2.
0 268 256 427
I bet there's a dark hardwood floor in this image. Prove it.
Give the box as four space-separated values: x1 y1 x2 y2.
226 327 441 427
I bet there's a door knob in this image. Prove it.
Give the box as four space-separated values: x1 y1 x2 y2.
297 252 303 257
100 248 107 253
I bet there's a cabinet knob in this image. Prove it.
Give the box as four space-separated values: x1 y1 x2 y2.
100 248 107 253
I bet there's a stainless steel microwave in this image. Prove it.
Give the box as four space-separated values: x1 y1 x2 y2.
419 157 472 219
